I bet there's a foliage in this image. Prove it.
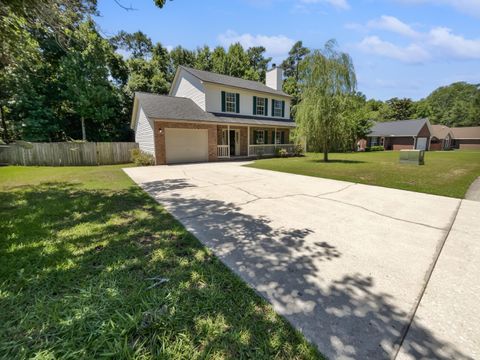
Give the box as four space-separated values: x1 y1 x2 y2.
293 144 305 157
295 40 357 161
247 151 480 198
365 146 384 152
275 148 288 158
417 82 480 127
131 148 155 166
0 165 321 359
281 41 310 105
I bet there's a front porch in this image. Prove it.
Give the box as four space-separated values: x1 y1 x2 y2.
216 125 295 159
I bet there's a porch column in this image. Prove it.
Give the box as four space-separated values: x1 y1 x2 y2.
247 125 250 156
227 124 230 157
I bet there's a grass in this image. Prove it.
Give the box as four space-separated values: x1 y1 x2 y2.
0 165 321 359
247 150 480 198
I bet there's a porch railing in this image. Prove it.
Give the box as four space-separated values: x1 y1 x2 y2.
217 145 230 158
248 144 295 157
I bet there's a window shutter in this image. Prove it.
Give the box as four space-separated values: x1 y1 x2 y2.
253 96 257 115
281 100 285 117
264 130 268 144
235 93 240 113
281 131 285 144
221 91 226 112
271 99 275 116
264 98 268 117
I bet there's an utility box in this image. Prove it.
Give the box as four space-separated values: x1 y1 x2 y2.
399 149 425 165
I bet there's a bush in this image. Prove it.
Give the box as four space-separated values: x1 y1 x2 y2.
293 144 304 157
366 146 385 152
131 148 155 166
275 148 288 158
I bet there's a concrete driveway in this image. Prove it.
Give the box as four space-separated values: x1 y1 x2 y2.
124 162 479 360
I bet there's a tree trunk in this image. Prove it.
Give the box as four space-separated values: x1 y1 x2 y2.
81 117 86 141
0 106 9 142
323 143 328 162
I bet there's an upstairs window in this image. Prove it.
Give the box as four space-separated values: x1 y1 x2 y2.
272 99 285 117
222 91 240 113
253 96 268 116
256 97 265 115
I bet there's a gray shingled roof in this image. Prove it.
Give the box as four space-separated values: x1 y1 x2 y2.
368 119 429 137
134 92 295 128
180 66 291 98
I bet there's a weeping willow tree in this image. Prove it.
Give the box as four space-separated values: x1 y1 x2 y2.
295 40 357 162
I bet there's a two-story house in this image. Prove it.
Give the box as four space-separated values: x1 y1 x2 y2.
131 65 295 164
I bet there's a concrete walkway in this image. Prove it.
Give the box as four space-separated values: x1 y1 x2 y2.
465 177 480 201
124 162 479 360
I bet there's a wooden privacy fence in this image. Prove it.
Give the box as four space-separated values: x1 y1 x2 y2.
0 142 139 166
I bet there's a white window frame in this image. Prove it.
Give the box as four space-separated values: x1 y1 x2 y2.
275 131 282 144
273 100 282 117
221 129 228 145
256 97 265 116
225 92 236 113
255 130 265 144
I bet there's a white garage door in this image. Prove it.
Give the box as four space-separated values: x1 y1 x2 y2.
416 137 428 150
165 128 209 164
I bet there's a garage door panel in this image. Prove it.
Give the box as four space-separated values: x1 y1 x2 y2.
165 128 208 164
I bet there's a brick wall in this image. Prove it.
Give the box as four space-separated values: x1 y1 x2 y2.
390 137 414 151
457 139 480 150
153 120 218 165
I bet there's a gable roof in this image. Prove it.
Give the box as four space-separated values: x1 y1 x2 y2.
431 125 453 140
451 126 480 139
131 92 295 128
178 66 291 98
134 92 214 122
368 118 430 137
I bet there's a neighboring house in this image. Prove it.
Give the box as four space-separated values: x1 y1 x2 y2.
131 65 295 165
451 126 480 150
430 125 454 151
364 118 432 151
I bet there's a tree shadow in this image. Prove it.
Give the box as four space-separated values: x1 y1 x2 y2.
308 159 367 164
1 179 474 360
143 179 474 360
0 182 321 359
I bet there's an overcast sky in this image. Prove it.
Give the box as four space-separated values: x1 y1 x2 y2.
96 0 480 100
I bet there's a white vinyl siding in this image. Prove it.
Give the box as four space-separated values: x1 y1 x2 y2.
134 106 155 155
170 69 206 110
204 83 290 118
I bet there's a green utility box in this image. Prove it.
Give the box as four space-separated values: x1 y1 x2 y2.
399 149 425 165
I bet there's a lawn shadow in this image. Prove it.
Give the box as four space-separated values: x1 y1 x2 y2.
0 182 320 359
0 178 474 360
308 159 367 164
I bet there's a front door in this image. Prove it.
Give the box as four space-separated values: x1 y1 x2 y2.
229 130 240 156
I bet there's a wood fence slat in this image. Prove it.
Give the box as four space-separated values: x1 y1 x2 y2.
1 142 138 166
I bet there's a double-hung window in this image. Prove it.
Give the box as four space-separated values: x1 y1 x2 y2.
255 130 265 144
273 100 283 117
225 92 236 113
256 97 265 115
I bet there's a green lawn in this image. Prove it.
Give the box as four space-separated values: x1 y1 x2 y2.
247 150 480 198
0 165 321 359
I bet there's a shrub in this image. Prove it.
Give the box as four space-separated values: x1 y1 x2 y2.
366 146 384 152
293 144 304 157
131 148 155 166
275 148 288 158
